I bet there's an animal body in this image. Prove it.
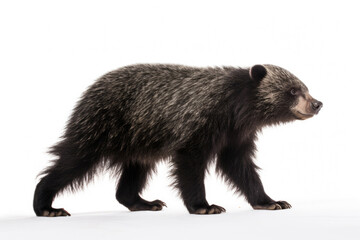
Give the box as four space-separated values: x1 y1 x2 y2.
33 64 322 216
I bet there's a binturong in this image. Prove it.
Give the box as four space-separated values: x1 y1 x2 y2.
33 64 322 216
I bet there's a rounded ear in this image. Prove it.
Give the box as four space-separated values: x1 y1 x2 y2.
249 65 267 81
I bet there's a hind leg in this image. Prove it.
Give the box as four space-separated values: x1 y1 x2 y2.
33 173 72 217
33 154 98 217
116 162 166 211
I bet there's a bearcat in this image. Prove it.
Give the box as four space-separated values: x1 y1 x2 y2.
34 64 322 216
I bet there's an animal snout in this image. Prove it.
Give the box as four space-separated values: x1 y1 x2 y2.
311 100 323 113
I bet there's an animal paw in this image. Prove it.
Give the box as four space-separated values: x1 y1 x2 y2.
39 208 71 217
253 201 292 210
192 204 226 214
128 199 167 211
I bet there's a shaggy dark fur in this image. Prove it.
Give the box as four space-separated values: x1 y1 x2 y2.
33 64 322 216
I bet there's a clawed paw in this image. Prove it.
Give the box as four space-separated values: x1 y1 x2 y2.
149 200 167 211
193 204 226 215
40 208 71 217
128 199 167 211
253 201 292 210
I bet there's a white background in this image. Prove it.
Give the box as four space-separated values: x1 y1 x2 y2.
0 0 359 239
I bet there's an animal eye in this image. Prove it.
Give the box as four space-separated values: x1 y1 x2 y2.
290 88 297 95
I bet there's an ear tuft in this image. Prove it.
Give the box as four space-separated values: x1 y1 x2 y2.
249 65 267 81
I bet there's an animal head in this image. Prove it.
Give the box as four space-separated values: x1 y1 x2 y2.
249 64 322 123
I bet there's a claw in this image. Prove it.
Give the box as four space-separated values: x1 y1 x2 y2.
128 199 167 211
155 200 167 207
253 201 292 210
40 208 71 217
193 204 226 215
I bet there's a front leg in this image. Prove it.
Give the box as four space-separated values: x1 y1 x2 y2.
216 141 291 210
172 149 226 214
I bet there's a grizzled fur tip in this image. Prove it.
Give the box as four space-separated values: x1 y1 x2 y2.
33 63 322 217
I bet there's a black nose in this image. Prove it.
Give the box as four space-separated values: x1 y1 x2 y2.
311 100 323 113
